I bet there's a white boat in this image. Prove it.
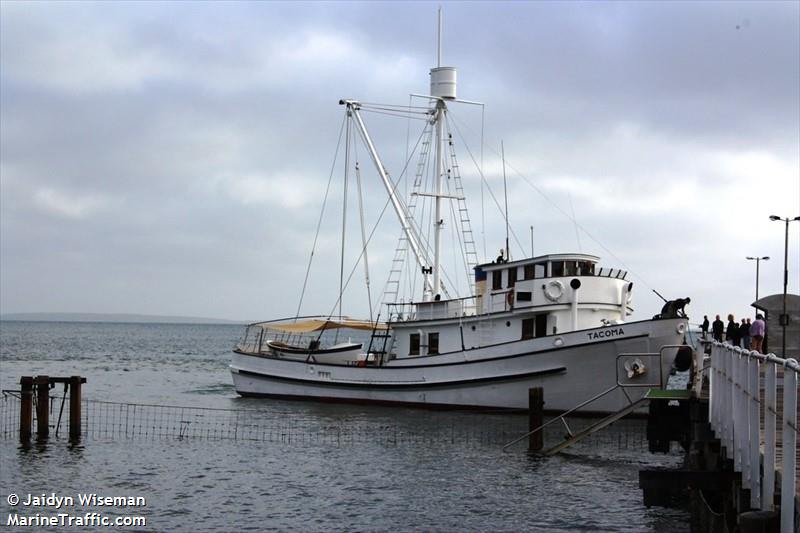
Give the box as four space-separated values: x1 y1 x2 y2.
265 340 364 365
245 317 376 365
230 14 690 414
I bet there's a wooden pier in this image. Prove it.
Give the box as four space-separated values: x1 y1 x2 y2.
639 342 798 533
18 375 86 443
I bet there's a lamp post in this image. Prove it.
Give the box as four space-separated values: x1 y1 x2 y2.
746 256 770 301
769 215 800 357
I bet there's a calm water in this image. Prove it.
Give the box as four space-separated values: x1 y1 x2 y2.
0 321 689 532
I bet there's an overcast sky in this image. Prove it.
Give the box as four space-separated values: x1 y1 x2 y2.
1 1 798 324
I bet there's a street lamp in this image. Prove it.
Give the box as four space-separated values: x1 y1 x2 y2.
769 214 800 357
745 256 770 301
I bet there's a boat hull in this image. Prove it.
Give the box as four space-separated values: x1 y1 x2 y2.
230 318 688 413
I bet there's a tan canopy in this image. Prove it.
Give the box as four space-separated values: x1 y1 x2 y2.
256 318 387 333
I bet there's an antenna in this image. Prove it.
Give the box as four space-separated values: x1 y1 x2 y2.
530 226 534 257
429 7 456 100
437 6 442 68
502 140 510 262
568 192 582 252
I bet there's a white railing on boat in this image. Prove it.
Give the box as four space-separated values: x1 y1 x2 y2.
236 316 382 354
595 267 629 280
386 295 478 322
237 323 358 354
707 340 798 532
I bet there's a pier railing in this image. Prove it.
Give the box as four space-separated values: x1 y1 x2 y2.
707 340 798 532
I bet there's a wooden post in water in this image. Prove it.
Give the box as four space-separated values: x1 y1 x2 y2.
35 375 50 439
69 376 83 441
19 376 33 442
528 387 544 452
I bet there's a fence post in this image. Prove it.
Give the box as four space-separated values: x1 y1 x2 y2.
747 355 760 509
711 343 719 432
739 351 748 477
740 351 751 492
780 359 797 533
69 376 82 441
528 388 543 452
723 345 732 450
719 345 729 449
726 347 734 452
35 375 50 440
763 359 777 511
19 376 33 442
733 349 743 472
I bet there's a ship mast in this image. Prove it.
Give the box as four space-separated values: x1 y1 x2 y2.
341 9 464 305
429 7 456 300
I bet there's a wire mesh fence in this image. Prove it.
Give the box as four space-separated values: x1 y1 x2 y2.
0 391 651 451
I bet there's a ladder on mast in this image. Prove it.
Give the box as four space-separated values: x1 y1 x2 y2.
381 124 433 312
445 131 480 295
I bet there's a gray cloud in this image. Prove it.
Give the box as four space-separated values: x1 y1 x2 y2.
1 1 798 324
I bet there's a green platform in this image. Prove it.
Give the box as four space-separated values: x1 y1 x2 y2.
645 388 693 400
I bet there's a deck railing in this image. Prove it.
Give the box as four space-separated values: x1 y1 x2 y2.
707 341 798 532
386 295 479 322
236 324 361 354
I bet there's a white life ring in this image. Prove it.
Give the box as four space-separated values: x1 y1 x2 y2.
544 280 564 302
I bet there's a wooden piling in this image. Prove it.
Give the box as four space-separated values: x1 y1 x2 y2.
19 376 33 442
738 510 779 533
528 387 544 452
68 376 82 441
35 375 49 439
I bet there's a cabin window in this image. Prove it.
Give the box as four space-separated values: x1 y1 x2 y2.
507 267 517 288
523 315 549 339
492 270 502 290
409 333 420 356
578 261 594 275
516 291 532 302
524 263 546 280
523 264 534 280
565 261 578 276
428 332 439 355
551 261 564 277
536 314 548 337
521 318 534 340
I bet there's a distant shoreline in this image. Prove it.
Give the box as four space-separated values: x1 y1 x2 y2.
0 312 246 325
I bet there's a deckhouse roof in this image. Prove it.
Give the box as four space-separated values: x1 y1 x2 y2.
477 253 601 272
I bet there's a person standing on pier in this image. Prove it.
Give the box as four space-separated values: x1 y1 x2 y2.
726 314 739 346
750 314 766 353
701 315 710 339
739 318 751 350
712 315 724 341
